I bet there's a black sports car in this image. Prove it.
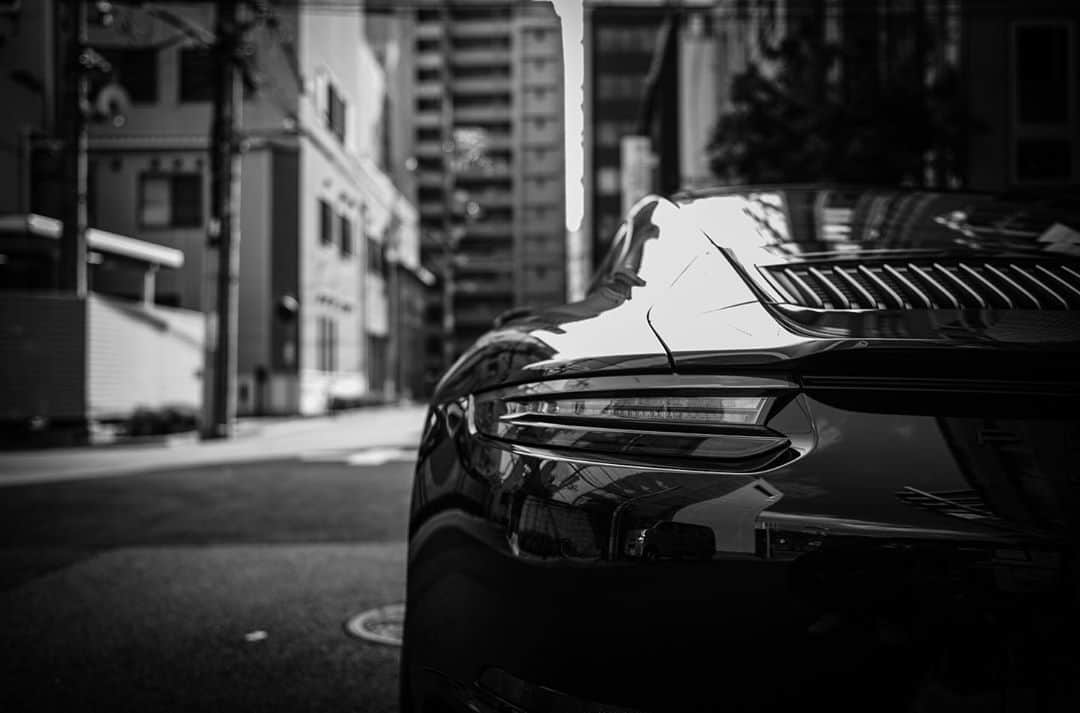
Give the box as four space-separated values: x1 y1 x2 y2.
401 186 1080 713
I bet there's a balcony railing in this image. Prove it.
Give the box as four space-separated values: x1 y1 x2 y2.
450 21 511 38
415 81 443 98
465 221 514 238
454 104 512 122
415 140 445 156
452 77 513 94
451 48 512 66
416 170 444 187
416 22 443 39
416 52 443 69
414 112 442 128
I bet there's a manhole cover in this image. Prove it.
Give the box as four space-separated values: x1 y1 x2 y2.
345 603 404 646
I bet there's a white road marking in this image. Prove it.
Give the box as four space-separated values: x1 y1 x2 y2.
299 447 416 466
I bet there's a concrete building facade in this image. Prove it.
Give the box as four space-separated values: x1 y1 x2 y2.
374 0 567 384
0 2 205 442
61 0 423 416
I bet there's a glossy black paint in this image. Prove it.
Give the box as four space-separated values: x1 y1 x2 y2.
402 188 1080 713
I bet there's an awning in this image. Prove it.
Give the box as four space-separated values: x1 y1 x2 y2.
0 214 184 269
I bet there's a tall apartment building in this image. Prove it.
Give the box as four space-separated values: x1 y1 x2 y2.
375 0 566 382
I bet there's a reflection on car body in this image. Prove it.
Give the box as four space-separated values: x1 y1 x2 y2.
623 520 715 560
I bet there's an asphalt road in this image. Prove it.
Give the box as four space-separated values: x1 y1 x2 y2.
0 453 415 713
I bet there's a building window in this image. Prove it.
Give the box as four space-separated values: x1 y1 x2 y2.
454 65 511 79
1015 139 1073 183
416 97 441 112
597 120 638 147
367 235 386 276
317 316 338 373
1015 23 1071 124
1012 22 1076 184
319 199 334 246
452 36 511 51
179 47 214 102
597 75 641 101
596 26 657 53
138 173 202 228
339 214 353 257
100 47 158 103
326 83 347 144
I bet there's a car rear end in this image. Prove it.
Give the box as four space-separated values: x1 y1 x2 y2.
403 190 1080 713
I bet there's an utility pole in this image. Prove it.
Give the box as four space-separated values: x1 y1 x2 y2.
201 0 243 439
59 0 88 297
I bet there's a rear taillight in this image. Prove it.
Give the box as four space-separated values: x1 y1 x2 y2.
471 375 798 465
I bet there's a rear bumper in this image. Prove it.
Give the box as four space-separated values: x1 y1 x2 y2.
404 396 1079 713
406 521 1075 713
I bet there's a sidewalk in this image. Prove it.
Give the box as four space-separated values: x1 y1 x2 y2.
0 404 428 487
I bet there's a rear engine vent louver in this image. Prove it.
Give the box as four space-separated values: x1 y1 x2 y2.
766 260 1080 310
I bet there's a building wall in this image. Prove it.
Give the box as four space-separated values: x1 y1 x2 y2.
0 292 87 423
235 148 273 414
268 145 300 413
515 2 567 308
295 138 367 414
76 1 417 416
963 1 1080 192
294 8 373 414
680 12 720 189
0 292 202 426
405 0 567 381
86 294 203 419
0 1 55 215
87 150 208 309
366 10 419 203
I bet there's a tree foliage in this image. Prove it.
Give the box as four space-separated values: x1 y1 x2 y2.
707 28 977 186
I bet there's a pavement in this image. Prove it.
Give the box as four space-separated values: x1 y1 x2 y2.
0 406 428 712
0 403 428 486
1 543 406 713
